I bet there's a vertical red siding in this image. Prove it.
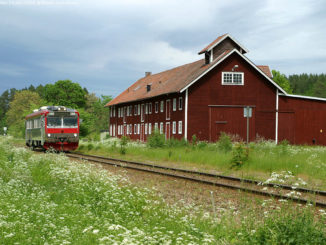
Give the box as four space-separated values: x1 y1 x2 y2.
187 52 277 142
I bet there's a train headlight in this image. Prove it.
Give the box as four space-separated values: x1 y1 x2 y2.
48 133 51 137
74 133 77 137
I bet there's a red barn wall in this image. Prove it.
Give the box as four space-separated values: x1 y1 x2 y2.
187 52 277 142
279 96 326 145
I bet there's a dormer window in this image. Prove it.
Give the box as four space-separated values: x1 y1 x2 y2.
222 72 244 85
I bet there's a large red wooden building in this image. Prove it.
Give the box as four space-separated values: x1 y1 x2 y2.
106 34 326 145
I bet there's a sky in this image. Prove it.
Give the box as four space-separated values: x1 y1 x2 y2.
0 0 325 97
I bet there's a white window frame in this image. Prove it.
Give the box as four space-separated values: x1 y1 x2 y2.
134 105 137 115
134 124 137 134
110 125 112 136
222 72 244 85
155 102 159 113
173 98 176 111
145 123 148 135
118 108 121 118
145 103 148 114
149 123 152 134
129 124 132 135
113 124 116 136
126 124 129 134
160 101 164 112
149 103 152 114
178 121 182 134
138 104 141 115
179 97 183 110
113 107 116 117
172 121 176 134
137 124 140 134
154 122 158 131
160 122 164 134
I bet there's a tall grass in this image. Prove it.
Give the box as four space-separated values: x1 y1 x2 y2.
78 137 326 188
1 136 326 244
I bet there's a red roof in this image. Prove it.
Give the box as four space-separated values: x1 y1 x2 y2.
198 33 228 54
106 51 231 106
257 65 272 78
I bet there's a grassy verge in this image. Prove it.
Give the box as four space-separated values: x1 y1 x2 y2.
1 136 326 244
77 137 326 189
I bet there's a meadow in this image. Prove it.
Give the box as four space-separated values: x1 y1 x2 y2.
77 133 326 190
1 136 326 244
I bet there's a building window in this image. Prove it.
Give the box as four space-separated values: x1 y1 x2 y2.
138 104 141 115
149 103 152 114
172 121 176 134
118 108 120 118
155 102 159 113
134 124 137 134
149 123 152 134
130 124 132 134
126 107 129 116
222 72 244 85
113 107 116 117
126 124 129 134
145 123 148 134
160 122 164 134
137 124 140 134
173 98 176 111
118 125 120 135
145 103 148 114
154 122 158 131
113 124 116 136
160 101 164 112
179 97 183 110
134 105 137 115
178 121 182 134
129 106 132 116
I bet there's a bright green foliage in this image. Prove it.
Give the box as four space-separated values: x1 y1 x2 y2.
44 80 87 108
239 209 326 244
217 132 233 152
6 90 44 137
120 136 129 155
231 142 249 168
272 70 293 93
147 130 165 148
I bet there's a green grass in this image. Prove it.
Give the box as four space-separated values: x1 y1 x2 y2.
1 136 326 244
78 138 326 189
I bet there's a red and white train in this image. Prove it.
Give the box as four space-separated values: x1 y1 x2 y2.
25 106 79 151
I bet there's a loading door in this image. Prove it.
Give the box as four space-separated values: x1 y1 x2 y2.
209 106 255 142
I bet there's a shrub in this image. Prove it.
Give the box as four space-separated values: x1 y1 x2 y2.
197 141 208 149
231 142 249 168
87 143 94 151
147 130 165 148
217 132 232 152
120 136 129 155
191 134 197 146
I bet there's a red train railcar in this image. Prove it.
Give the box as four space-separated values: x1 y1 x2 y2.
25 106 79 151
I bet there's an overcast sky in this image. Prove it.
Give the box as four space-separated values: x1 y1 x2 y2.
0 0 325 97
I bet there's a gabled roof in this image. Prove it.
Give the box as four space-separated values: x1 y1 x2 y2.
106 50 231 106
179 49 286 94
198 33 249 55
106 48 285 107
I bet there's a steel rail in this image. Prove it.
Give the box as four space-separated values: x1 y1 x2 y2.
66 152 326 208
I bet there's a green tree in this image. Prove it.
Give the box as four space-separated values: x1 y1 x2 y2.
44 80 87 108
6 90 43 137
272 70 292 94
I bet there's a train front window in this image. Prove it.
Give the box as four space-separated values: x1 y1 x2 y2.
47 117 62 128
63 117 78 127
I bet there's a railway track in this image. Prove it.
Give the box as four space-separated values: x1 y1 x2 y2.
66 152 326 208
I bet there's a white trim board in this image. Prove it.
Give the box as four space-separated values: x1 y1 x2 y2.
280 93 326 102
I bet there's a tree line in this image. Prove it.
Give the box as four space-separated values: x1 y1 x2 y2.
0 80 111 138
272 70 326 97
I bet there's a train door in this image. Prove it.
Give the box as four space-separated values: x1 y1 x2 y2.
166 100 171 120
